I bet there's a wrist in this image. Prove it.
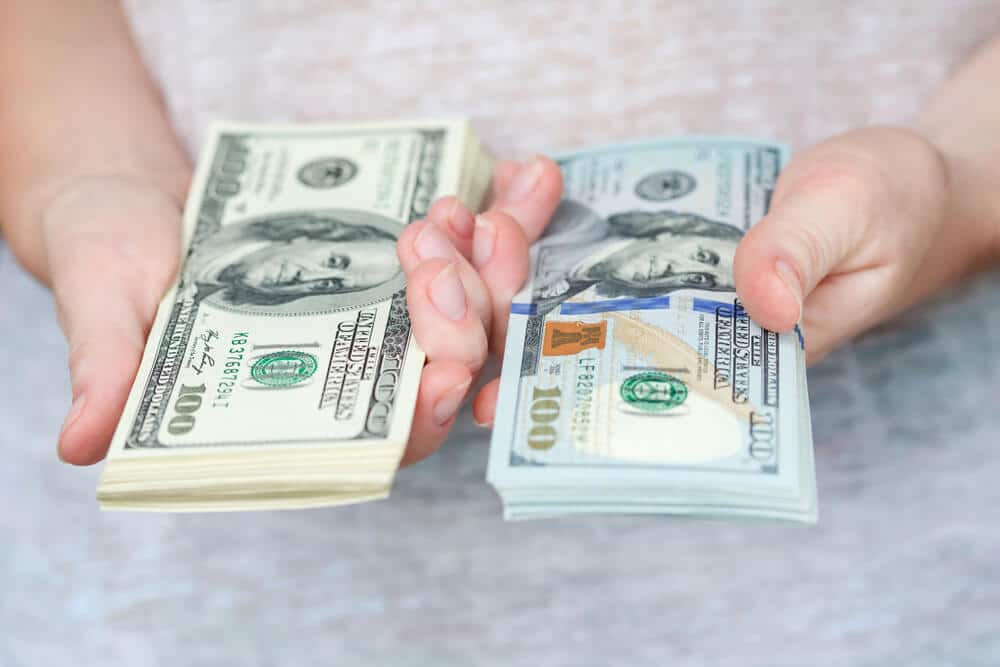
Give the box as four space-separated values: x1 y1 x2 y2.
1 164 190 283
915 34 1000 269
925 136 1000 271
951 155 1000 267
0 0 192 279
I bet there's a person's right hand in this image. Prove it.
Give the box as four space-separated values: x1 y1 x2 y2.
43 175 187 465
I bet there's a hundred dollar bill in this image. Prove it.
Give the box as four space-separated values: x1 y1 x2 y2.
487 137 817 522
98 119 492 511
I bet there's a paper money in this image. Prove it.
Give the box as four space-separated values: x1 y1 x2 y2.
487 137 817 523
98 119 492 511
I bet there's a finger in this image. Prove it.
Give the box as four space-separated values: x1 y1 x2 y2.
489 156 563 243
53 274 148 466
405 258 490 372
400 359 473 466
472 376 500 428
425 196 476 259
422 155 533 259
733 155 878 333
43 181 181 465
468 210 531 357
397 219 492 328
485 159 521 209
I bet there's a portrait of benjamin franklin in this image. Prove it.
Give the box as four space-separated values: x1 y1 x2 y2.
531 201 745 314
183 210 403 313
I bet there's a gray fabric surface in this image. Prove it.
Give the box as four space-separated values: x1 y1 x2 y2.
2 242 1000 665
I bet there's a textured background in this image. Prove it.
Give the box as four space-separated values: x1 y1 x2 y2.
4 2 1000 665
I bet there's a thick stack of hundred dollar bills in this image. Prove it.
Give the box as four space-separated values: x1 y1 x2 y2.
486 138 817 523
98 119 492 511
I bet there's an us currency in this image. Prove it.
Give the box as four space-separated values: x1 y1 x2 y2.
487 137 817 523
98 119 492 511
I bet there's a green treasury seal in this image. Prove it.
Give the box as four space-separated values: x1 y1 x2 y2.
250 350 319 387
620 371 688 412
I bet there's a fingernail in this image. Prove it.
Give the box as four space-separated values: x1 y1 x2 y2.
502 156 544 203
774 260 803 322
428 263 467 321
472 215 496 268
474 416 494 429
447 199 475 238
415 223 455 261
432 379 472 426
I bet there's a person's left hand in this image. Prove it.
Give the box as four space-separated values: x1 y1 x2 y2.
395 157 563 465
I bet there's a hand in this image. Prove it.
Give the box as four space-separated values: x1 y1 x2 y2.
396 157 563 465
52 159 563 468
733 126 999 364
46 175 187 464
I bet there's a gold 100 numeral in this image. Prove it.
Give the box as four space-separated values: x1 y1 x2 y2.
527 386 560 450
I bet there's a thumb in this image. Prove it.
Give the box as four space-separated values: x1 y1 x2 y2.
733 170 869 333
43 178 181 465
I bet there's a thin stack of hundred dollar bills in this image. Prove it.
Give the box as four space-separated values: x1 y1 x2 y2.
486 138 817 523
98 119 492 511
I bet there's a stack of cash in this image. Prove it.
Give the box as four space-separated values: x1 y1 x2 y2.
98 119 492 511
487 137 817 523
